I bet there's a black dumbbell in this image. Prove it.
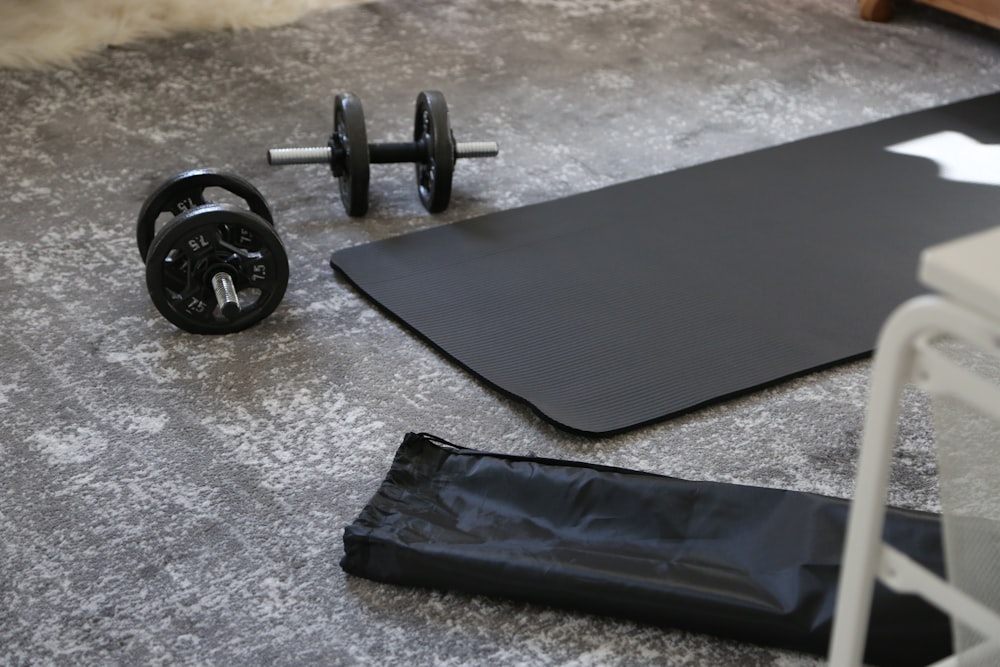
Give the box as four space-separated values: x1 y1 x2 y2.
266 90 499 216
136 169 289 334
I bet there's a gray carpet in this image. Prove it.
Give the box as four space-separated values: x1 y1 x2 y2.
3 1 999 664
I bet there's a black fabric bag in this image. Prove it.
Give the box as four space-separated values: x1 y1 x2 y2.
341 433 950 665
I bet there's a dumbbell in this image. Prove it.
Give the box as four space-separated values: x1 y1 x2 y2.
267 90 499 216
136 169 289 334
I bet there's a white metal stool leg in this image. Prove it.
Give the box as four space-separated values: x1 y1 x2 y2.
829 296 953 666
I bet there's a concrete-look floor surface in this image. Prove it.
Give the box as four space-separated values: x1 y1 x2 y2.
2 1 999 665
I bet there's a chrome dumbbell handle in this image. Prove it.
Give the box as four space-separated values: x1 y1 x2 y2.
267 146 333 165
266 141 499 166
211 272 241 320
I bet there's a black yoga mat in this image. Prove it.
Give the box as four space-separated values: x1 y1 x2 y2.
342 433 950 666
331 92 1000 435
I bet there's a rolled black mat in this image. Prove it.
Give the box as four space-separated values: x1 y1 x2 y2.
330 92 1000 435
341 433 950 666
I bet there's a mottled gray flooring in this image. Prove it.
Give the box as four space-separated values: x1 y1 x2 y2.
3 1 1000 665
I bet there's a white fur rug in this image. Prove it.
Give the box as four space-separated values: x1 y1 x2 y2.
0 0 363 68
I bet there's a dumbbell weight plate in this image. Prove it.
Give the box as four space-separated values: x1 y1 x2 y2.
136 169 274 262
331 93 370 217
414 90 456 213
144 203 289 334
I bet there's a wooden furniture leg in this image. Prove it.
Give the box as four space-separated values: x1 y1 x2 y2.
860 0 895 21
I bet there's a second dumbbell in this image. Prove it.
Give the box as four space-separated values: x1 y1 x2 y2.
267 90 499 216
137 169 289 335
